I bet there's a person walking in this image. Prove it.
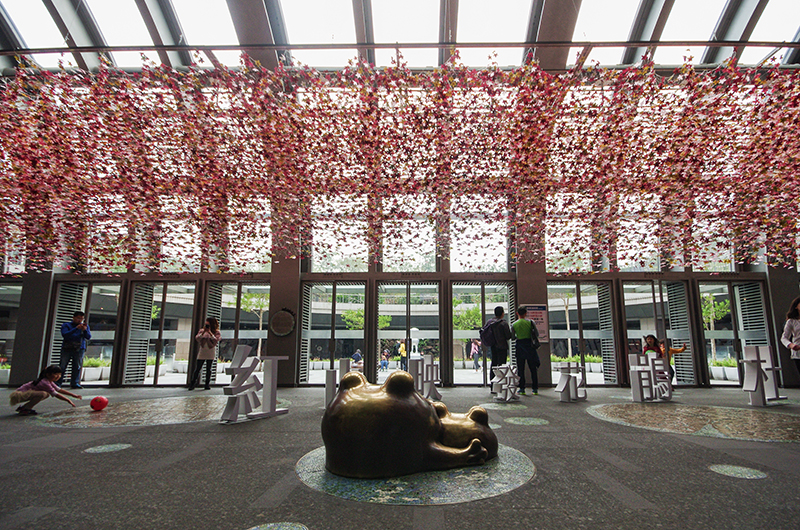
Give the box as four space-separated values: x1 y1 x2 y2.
59 311 91 389
471 339 481 372
189 317 221 390
781 296 800 376
512 306 541 395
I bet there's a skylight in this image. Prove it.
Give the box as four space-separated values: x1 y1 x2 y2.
171 0 241 67
372 0 439 68
2 0 71 68
737 0 800 65
568 0 639 66
456 0 530 67
656 0 728 65
85 0 159 67
282 0 358 68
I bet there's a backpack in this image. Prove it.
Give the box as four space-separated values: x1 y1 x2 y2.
479 319 499 348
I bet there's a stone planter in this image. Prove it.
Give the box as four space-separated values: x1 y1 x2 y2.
217 362 231 374
82 367 102 381
724 366 740 382
588 363 602 373
100 367 111 380
710 366 726 380
0 368 9 385
173 361 188 373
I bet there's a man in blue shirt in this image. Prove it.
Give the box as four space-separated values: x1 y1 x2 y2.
59 311 92 389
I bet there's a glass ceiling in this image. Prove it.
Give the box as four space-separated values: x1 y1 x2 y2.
0 0 797 71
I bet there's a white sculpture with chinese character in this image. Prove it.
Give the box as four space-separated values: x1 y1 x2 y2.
491 364 520 402
628 353 671 402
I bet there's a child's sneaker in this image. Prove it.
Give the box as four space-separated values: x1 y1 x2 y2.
17 408 37 416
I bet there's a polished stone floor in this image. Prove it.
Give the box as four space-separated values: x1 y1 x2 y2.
2 383 800 530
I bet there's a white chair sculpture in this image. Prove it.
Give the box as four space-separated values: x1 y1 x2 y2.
554 362 587 403
741 345 786 407
629 353 672 402
422 354 442 401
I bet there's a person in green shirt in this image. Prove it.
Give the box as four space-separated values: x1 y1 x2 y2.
512 306 541 395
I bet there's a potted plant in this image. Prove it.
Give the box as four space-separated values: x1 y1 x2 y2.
145 356 157 377
709 359 727 380
0 363 10 385
721 357 739 382
81 357 103 381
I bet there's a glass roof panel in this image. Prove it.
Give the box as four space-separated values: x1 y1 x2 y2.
171 0 241 67
655 0 727 65
372 0 439 68
282 0 358 67
569 0 639 66
456 0 530 67
85 0 159 67
2 0 72 68
738 0 800 65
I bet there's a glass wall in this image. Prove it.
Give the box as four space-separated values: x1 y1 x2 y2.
124 282 196 385
301 282 366 384
0 283 22 384
548 281 617 385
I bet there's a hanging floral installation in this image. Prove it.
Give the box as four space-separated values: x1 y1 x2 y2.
0 55 798 274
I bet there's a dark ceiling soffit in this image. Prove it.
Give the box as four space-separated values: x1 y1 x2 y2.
353 0 375 65
42 0 107 70
783 26 800 65
622 0 674 65
702 0 768 64
264 0 291 66
0 3 27 68
135 0 192 67
438 0 458 66
522 0 545 64
226 0 278 70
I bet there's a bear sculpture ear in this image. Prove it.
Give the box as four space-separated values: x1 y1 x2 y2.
431 401 449 418
383 370 416 396
339 371 368 390
466 406 489 425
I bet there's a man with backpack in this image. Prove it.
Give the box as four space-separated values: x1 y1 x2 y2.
480 306 513 385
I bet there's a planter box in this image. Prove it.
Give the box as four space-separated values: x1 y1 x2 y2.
710 366 726 380
146 365 154 377
0 369 9 385
173 361 188 374
724 366 740 382
82 367 102 381
217 363 231 374
588 363 602 373
100 367 111 380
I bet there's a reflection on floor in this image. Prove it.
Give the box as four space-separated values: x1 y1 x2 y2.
296 444 535 505
588 403 800 442
33 395 290 428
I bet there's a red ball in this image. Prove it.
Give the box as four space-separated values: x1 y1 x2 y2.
90 396 109 411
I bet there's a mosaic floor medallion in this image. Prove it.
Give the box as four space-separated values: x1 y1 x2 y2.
248 523 308 530
296 444 535 505
34 396 290 428
505 417 549 426
588 403 800 442
708 465 768 479
479 402 528 411
83 443 133 453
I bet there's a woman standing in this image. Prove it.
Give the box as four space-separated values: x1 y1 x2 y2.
781 296 800 376
189 317 221 390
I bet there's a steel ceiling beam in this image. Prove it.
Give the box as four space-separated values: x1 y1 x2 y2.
226 0 279 70
353 0 375 65
264 0 291 66
42 0 107 71
522 0 545 64
532 0 582 70
621 0 674 65
702 0 768 64
438 0 458 66
0 2 28 69
782 26 800 64
135 0 192 67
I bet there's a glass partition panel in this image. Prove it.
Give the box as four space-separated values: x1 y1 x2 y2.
409 283 440 362
579 282 617 384
0 283 23 379
452 283 483 385
377 283 408 383
84 283 121 386
622 281 659 362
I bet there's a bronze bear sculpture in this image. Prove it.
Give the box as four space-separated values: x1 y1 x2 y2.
321 370 498 479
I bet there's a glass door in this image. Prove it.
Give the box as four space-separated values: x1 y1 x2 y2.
698 283 735 386
0 283 23 384
452 282 513 386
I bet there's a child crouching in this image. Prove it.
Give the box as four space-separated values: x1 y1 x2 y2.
9 365 82 416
